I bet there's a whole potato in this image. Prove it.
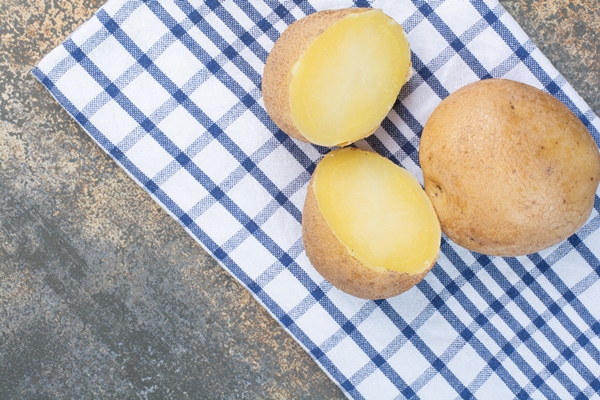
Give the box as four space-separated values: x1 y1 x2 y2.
419 78 600 256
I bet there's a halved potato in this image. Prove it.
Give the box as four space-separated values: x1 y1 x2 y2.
302 148 441 299
420 78 600 256
262 8 411 147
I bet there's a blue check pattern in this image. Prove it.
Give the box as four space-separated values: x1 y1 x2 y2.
34 0 600 398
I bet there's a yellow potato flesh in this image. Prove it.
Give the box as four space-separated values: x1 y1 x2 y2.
289 9 410 146
314 148 440 274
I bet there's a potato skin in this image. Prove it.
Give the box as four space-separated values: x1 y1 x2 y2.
420 78 600 256
262 8 365 142
302 178 434 300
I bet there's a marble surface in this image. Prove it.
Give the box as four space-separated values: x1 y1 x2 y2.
0 0 598 397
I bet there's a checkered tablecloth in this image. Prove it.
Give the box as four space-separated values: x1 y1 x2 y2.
34 0 600 398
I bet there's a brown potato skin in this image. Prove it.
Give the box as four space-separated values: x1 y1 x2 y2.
262 8 370 142
302 178 434 300
420 78 600 256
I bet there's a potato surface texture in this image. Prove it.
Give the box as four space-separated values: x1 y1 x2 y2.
262 8 411 147
302 148 441 299
420 78 600 257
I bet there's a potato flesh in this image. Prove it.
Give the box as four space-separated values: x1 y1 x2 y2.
314 148 440 274
289 9 410 146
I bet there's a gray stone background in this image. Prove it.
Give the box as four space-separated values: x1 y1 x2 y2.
1 0 598 398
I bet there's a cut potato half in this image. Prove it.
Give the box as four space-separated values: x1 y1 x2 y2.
263 8 411 147
302 148 441 299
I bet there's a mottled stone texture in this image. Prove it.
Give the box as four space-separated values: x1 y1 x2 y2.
0 0 598 398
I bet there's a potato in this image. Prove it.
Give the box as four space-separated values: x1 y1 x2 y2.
302 148 441 299
262 8 411 147
419 78 600 257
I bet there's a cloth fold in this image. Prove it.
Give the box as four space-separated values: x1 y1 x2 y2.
34 0 600 398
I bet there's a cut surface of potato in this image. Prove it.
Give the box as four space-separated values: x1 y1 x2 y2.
420 78 600 256
302 148 440 299
263 8 411 147
315 149 440 273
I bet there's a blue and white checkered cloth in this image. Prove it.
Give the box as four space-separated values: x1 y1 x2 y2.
34 0 600 398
